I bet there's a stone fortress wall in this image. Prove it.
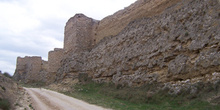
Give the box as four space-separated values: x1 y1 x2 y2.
64 14 98 53
14 56 48 83
94 0 182 43
13 0 220 90
57 0 220 86
86 0 220 86
47 48 64 83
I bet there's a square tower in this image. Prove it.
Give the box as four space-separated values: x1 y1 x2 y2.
64 14 98 53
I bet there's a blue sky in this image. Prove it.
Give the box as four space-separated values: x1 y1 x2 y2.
0 0 137 75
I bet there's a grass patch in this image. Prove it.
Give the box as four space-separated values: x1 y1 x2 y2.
0 98 10 110
62 82 220 110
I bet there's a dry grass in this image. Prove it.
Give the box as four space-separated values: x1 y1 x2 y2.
62 81 220 110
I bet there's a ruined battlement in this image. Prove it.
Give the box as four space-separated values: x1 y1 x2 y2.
48 48 63 73
13 0 220 89
47 48 64 83
14 56 48 83
64 14 99 53
16 56 42 71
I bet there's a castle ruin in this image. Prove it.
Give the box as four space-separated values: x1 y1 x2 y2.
14 14 99 83
64 14 98 53
14 0 220 91
14 56 48 83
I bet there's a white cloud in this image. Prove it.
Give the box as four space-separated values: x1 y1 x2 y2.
0 1 41 33
0 60 15 76
0 49 34 58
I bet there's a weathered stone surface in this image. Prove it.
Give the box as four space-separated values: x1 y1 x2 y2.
14 0 220 89
168 55 189 75
162 72 220 96
64 14 98 53
82 0 220 86
47 48 64 84
95 0 182 43
13 56 48 83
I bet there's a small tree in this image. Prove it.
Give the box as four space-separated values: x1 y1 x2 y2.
3 72 12 78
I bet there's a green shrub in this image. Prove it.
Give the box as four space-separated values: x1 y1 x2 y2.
2 72 12 79
29 104 34 109
1 86 6 91
185 32 189 36
0 98 10 110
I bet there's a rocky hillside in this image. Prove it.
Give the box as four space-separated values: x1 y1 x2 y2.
0 73 17 107
0 73 36 110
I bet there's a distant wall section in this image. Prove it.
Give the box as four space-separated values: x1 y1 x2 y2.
13 56 48 83
47 48 64 83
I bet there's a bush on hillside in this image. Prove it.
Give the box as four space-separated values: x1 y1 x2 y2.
2 72 12 79
0 98 10 110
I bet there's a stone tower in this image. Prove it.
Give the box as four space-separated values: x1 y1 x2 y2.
64 14 99 53
47 48 64 83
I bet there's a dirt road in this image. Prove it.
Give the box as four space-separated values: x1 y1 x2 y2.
24 88 110 110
